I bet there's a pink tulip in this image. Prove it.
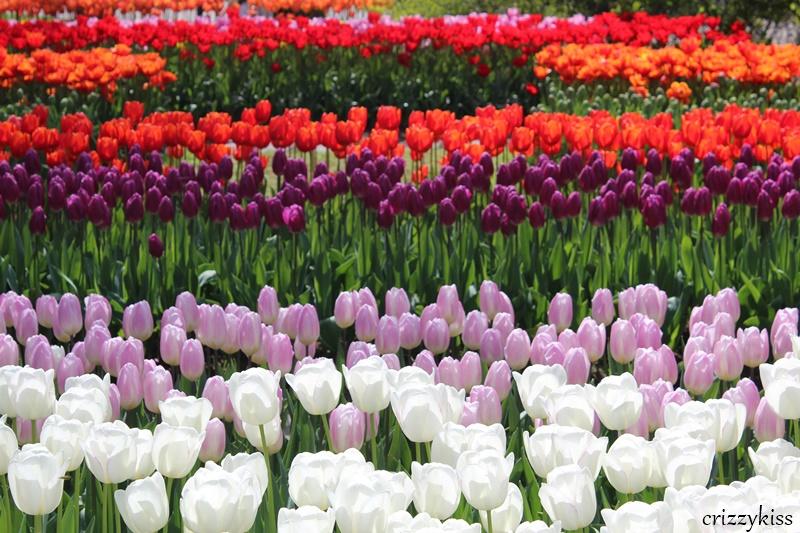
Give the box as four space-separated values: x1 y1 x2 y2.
447 303 465 337
547 293 572 332
144 365 173 413
330 403 366 452
624 409 650 438
70 342 92 373
557 329 579 350
713 336 743 381
577 318 606 362
297 304 320 347
355 304 379 342
358 287 378 310
16 418 44 445
460 401 480 426
35 295 58 329
712 312 735 341
56 293 82 340
232 312 259 356
716 288 741 324
160 324 187 366
122 300 154 341
723 378 760 427
199 304 227 350
398 312 421 350
14 308 38 345
479 328 503 363
436 284 461 324
541 341 566 367
56 354 85 394
180 339 205 381
258 285 280 325
617 287 637 320
496 291 515 323
84 325 110 367
0 333 19 366
199 417 226 462
637 284 667 326
267 333 295 374
109 384 121 421
633 346 676 385
26 336 54 371
117 362 143 410
419 304 443 339
591 288 615 326
345 342 370 369
334 291 358 328
754 397 785 442
175 291 199 331
462 310 488 350
492 313 514 345
382 353 401 370
105 337 144 377
385 288 410 318
413 350 437 376
659 388 691 426
460 351 482 392
564 347 591 384
376 315 400 355
479 280 501 320
467 386 502 425
221 313 242 354
437 356 462 389
683 336 710 365
504 328 530 370
610 319 637 364
161 307 185 331
530 328 556 365
202 376 232 421
166 389 186 400
684 351 715 396
737 327 769 368
84 294 111 329
770 308 798 358
635 317 662 349
484 360 511 400
423 318 450 355
640 379 673 432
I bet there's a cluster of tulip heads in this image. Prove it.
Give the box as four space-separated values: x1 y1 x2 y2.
1 282 800 532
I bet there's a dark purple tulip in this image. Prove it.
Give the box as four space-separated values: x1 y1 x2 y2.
792 156 800 179
282 205 305 232
29 206 46 235
23 149 40 175
523 167 544 196
229 204 247 230
0 173 20 202
762 180 781 203
733 162 749 180
307 178 327 207
550 191 567 220
365 182 383 210
695 187 712 216
158 197 174 223
739 144 755 167
419 180 436 207
621 181 638 209
645 149 662 175
148 233 164 258
767 162 780 182
263 197 283 228
621 148 639 171
407 188 426 217
181 191 199 218
742 177 760 206
0 196 5 220
588 197 605 226
334 171 349 195
712 203 731 237
377 174 392 196
726 177 743 204
100 181 116 206
65 194 85 221
145 187 162 213
48 179 67 211
350 170 368 198
777 171 796 196
577 166 595 192
470 164 489 192
209 192 228 222
603 190 620 218
345 154 359 176
363 161 377 181
480 203 502 234
451 185 472 213
655 181 673 206
80 174 97 194
496 165 512 186
670 156 692 190
757 190 774 221
148 151 163 174
479 153 494 178
388 184 408 212
377 200 395 229
565 191 581 217
124 193 144 223
591 158 607 186
782 190 800 219
492 185 510 211
13 165 29 191
272 149 287 175
218 156 233 181
539 177 557 205
702 153 718 176
506 193 527 224
27 181 44 209
528 201 546 228
438 198 457 226
500 214 517 236
224 192 239 210
641 194 666 228
705 165 731 195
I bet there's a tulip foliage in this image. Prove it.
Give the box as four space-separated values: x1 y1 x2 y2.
1 283 800 533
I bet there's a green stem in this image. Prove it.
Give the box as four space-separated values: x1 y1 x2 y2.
486 509 493 533
73 468 81 533
320 414 334 451
424 441 432 463
162 478 173 533
31 419 38 444
114 484 120 533
259 424 276 533
415 441 422 464
716 452 725 486
34 514 42 533
1 475 12 533
369 415 379 469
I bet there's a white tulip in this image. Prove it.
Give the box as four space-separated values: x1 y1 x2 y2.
221 452 269 498
65 372 111 395
180 462 261 533
114 471 170 533
456 450 514 511
392 383 465 443
55 385 111 424
707 398 746 452
515 522 562 533
585 373 643 430
443 518 482 532
8 367 55 421
600 501 673 533
132 428 155 480
523 424 607 480
82 421 139 484
0 366 21 417
289 451 345 510
242 416 283 453
286 358 342 416
151 423 204 479
479 483 523 533
431 423 506 468
513 365 567 420
654 430 715 489
544 385 595 432
342 357 390 413
7 443 67 515
411 461 461 520
39 414 89 471
601 433 654 494
539 465 596 531
748 439 800 480
663 400 717 442
0 414 18 475
387 366 435 391
278 506 335 533
227 367 281 425
158 396 213 432
761 358 800 419
330 478 392 533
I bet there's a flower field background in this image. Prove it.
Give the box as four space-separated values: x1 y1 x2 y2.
1 0 800 532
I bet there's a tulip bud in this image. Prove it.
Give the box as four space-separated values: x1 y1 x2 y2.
460 351 482 393
684 351 715 396
117 362 143 411
297 304 320 347
462 310 488 351
467 386 502 425
610 319 636 364
713 335 743 381
385 288 410 318
548 293 572 332
424 318 450 355
591 288 615 326
485 360 512 400
564 347 591 384
238 312 262 356
180 339 205 381
159 324 186 367
329 403 366 452
376 315 401 355
199 418 226 463
56 354 85 394
144 366 173 414
123 301 154 341
35 295 58 329
737 327 769 368
0 334 19 366
355 304 379 342
398 312 421 350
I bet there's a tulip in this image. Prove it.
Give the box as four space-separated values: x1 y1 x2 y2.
55 382 111 424
143 366 173 414
461 351 482 392
513 365 567 421
576 318 606 362
278 506 336 533
180 463 260 533
355 304 379 342
342 356 390 414
82 421 138 484
159 396 213 432
410 461 461 520
539 465 596 531
117 362 143 411
522 424 607 479
8 366 55 423
503 329 530 370
437 357 462 390
14 308 37 345
8 443 67 516
424 317 450 354
35 295 57 329
601 501 674 533
463 311 489 351
84 325 111 368
602 433 654 494
586 373 642 430
544 384 596 432
609 320 636 364
431 422 506 469
334 291 358 329
199 418 226 463
57 293 83 340
466 386 502 426
385 288 411 318
151 423 204 478
754 397 785 442
515 521 562 533
288 450 352 510
297 304 320 347
376 315 401 355
547 293 572 332
479 328 504 364
286 358 342 416
175 292 199 332
591 288 615 326
329 403 366 452
479 483 523 533
228 367 281 425
114 471 170 533
0 334 19 366
563 347 590 384
56 354 85 394
722 377 760 427
123 300 154 341
737 327 769 368
179 339 205 381
457 449 514 511
258 285 280 325
398 312 422 350
683 351 715 396
485 360 512 401
713 335 743 381
392 383 464 443
748 438 800 480
0 415 17 475
654 432 715 489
